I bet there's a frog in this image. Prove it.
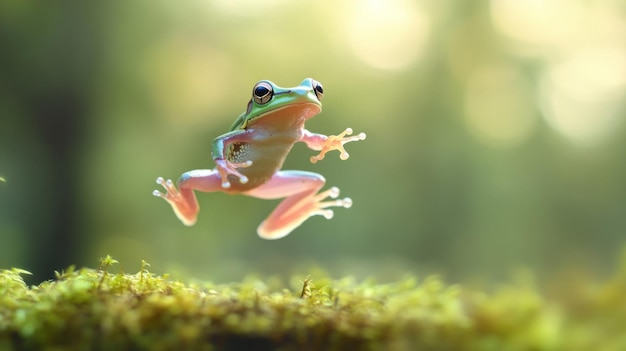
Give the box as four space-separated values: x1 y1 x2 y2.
153 78 366 240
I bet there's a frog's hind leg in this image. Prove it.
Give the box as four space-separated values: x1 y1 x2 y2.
244 171 353 240
153 169 223 226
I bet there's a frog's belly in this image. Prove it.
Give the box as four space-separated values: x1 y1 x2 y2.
224 141 294 192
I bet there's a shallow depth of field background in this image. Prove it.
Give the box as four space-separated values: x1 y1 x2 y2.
1 0 625 285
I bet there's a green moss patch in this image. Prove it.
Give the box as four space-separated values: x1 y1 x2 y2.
1 255 625 351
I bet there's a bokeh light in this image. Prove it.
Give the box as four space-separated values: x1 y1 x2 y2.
491 0 626 145
490 0 583 50
539 47 626 144
339 0 430 71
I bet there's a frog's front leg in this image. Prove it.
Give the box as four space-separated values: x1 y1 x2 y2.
301 128 366 164
153 169 223 226
244 171 353 240
212 129 253 188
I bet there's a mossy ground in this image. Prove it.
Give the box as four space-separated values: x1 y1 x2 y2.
1 255 625 351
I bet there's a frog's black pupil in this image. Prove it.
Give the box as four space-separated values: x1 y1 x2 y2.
255 86 269 97
315 85 323 94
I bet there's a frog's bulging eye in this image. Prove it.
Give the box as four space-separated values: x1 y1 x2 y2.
253 82 273 105
312 80 324 101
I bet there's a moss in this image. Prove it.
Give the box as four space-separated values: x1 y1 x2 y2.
0 255 625 351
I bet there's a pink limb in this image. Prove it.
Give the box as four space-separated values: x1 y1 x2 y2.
301 128 367 164
152 169 224 226
244 171 353 240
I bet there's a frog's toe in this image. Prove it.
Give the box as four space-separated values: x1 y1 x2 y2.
155 176 165 187
315 187 353 214
311 186 336 202
327 186 340 199
313 196 351 219
153 177 180 201
153 177 167 197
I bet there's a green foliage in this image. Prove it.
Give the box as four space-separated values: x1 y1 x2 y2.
0 257 625 351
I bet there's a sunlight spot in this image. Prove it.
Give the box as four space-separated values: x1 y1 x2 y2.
464 65 537 148
490 0 583 48
539 47 626 144
341 0 430 71
211 0 285 16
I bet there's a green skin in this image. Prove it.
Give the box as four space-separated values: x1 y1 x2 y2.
154 78 366 239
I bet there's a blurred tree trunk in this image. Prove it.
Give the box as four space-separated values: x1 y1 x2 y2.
0 1 102 283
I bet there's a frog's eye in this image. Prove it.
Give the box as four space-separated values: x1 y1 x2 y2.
312 80 324 101
253 81 273 105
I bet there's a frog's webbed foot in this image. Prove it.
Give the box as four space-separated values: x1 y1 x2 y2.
310 128 367 164
153 177 178 202
153 177 196 226
256 184 353 240
214 158 252 189
310 186 353 219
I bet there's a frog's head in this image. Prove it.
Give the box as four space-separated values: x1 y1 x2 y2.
236 78 324 130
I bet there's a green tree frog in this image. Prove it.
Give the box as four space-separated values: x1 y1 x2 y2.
153 78 366 239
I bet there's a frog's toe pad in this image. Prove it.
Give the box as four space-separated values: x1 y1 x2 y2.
342 197 353 208
319 209 334 220
328 186 339 198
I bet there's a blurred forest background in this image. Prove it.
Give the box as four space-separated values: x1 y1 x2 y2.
1 0 625 285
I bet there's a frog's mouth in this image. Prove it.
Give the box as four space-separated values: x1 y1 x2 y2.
266 102 322 121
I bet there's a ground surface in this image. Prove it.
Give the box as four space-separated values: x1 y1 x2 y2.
1 255 625 351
